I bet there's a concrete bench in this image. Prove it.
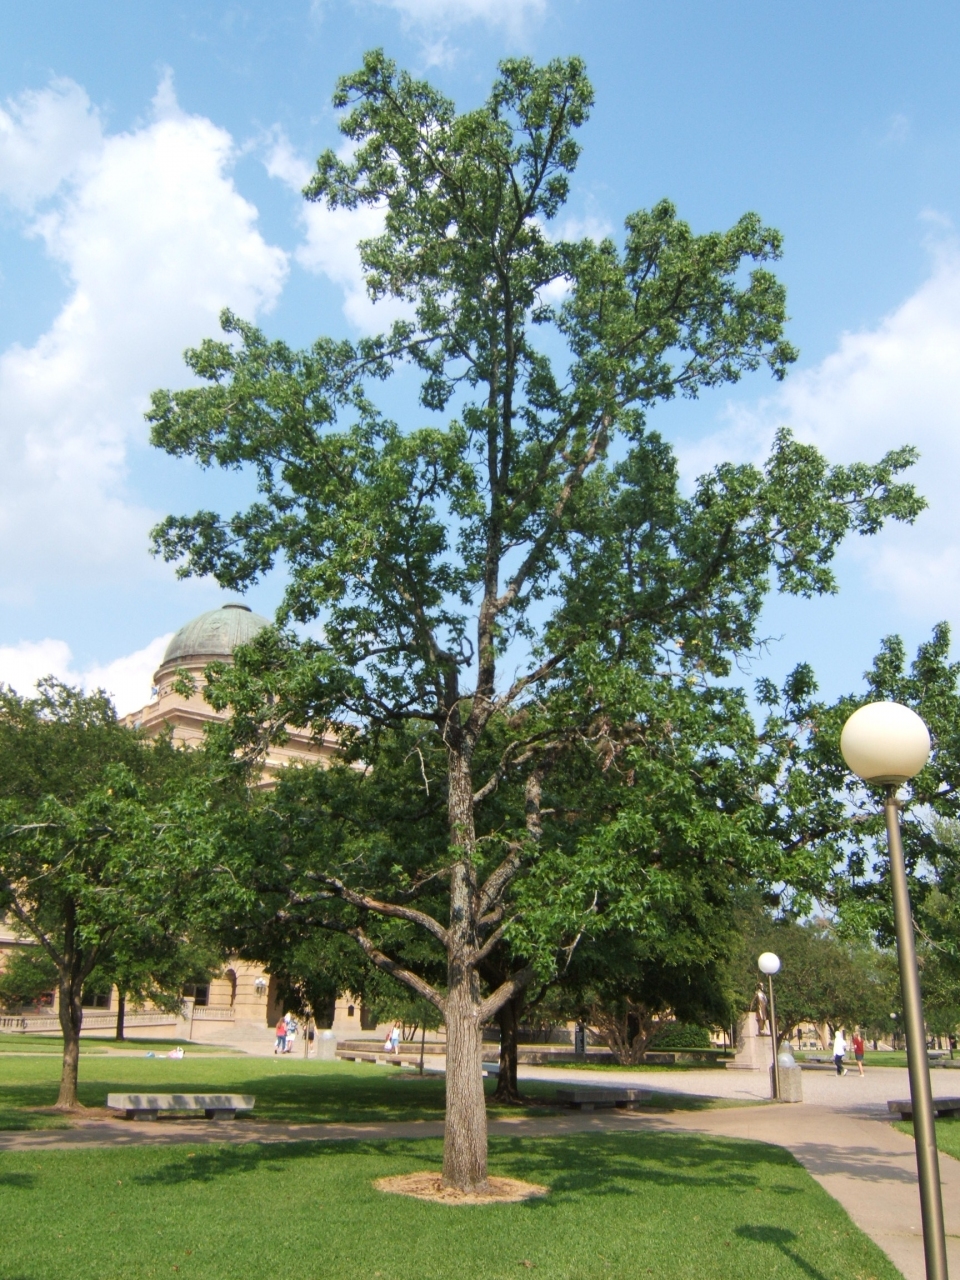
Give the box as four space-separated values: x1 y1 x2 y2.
887 1097 960 1121
555 1087 652 1111
335 1050 379 1064
106 1093 255 1121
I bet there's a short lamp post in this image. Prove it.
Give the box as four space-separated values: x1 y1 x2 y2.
841 701 948 1280
758 951 781 1099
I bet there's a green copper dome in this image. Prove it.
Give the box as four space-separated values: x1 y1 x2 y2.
160 603 270 668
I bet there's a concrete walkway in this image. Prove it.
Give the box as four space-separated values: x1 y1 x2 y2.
654 1102 960 1280
518 1059 960 1113
3 1071 959 1280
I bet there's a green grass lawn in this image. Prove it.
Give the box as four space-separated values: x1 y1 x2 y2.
0 1130 900 1280
0 1053 583 1130
549 1058 728 1072
0 1050 755 1132
0 1034 109 1054
894 1115 960 1162
796 1050 959 1071
0 1034 234 1055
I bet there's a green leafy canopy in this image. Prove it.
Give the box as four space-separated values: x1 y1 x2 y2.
145 50 924 1030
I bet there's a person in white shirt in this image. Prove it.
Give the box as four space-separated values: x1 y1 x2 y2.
833 1027 847 1076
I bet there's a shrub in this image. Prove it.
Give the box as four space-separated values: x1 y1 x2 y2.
647 1021 711 1050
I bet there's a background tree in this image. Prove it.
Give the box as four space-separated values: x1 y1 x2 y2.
0 682 237 1108
0 948 58 1012
148 52 922 1190
728 909 892 1048
88 932 225 1041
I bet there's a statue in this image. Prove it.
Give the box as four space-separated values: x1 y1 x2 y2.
752 983 769 1034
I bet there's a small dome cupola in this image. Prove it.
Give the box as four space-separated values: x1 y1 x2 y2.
157 603 271 676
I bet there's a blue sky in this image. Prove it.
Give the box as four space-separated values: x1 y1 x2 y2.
2 0 960 713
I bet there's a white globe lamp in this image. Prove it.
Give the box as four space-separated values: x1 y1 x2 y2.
839 700 946 1277
758 951 780 976
840 701 930 785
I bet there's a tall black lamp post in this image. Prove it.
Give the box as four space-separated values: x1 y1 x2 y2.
841 700 948 1280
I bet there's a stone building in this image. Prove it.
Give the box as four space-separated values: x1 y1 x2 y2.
0 603 370 1048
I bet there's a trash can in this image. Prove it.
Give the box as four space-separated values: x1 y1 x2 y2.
773 1049 803 1102
317 1030 338 1061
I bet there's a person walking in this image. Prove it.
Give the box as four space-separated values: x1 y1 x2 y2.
833 1026 847 1076
389 1021 401 1055
852 1029 865 1076
275 1017 287 1055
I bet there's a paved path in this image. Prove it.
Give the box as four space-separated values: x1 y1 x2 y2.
4 1068 960 1279
656 1102 960 1280
518 1060 960 1113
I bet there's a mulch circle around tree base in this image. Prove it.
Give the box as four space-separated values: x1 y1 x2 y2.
374 1173 548 1204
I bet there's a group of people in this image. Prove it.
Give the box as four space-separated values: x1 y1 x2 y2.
274 1013 299 1054
274 1013 403 1056
832 1027 866 1076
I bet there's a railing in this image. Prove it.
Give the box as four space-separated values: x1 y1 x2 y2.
81 1011 178 1030
0 1010 180 1034
191 1006 236 1021
0 1014 57 1033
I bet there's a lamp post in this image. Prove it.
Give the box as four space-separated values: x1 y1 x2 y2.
758 951 781 1099
841 701 948 1280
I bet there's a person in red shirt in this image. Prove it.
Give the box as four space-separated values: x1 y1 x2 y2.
852 1030 865 1076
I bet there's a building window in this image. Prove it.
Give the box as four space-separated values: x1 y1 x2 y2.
347 1004 355 1017
183 983 210 1007
81 989 111 1009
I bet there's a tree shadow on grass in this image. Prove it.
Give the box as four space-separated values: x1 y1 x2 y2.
487 1132 805 1207
0 1172 38 1189
735 1225 833 1280
132 1138 441 1187
131 1129 802 1208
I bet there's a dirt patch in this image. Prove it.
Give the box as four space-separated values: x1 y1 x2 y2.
375 1172 548 1204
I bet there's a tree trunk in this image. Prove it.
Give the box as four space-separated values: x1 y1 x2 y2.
442 951 487 1191
115 990 126 1041
55 972 83 1110
55 899 85 1110
492 994 523 1104
441 751 488 1192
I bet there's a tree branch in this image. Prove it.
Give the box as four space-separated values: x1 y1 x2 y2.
480 964 535 1021
309 873 450 946
471 917 515 966
304 914 446 1013
476 845 524 918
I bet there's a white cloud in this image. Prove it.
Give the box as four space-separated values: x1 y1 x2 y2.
679 238 960 626
0 79 102 209
367 0 546 35
0 76 288 604
0 633 172 716
266 132 410 333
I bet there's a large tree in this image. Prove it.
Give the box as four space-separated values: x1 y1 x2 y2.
148 53 922 1190
0 682 234 1107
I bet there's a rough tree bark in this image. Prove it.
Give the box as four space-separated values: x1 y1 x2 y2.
115 990 126 1041
441 750 489 1190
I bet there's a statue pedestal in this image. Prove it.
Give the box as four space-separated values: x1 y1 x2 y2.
727 1012 771 1071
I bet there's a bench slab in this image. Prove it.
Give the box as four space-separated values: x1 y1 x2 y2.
107 1093 255 1120
887 1096 960 1120
555 1087 652 1111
